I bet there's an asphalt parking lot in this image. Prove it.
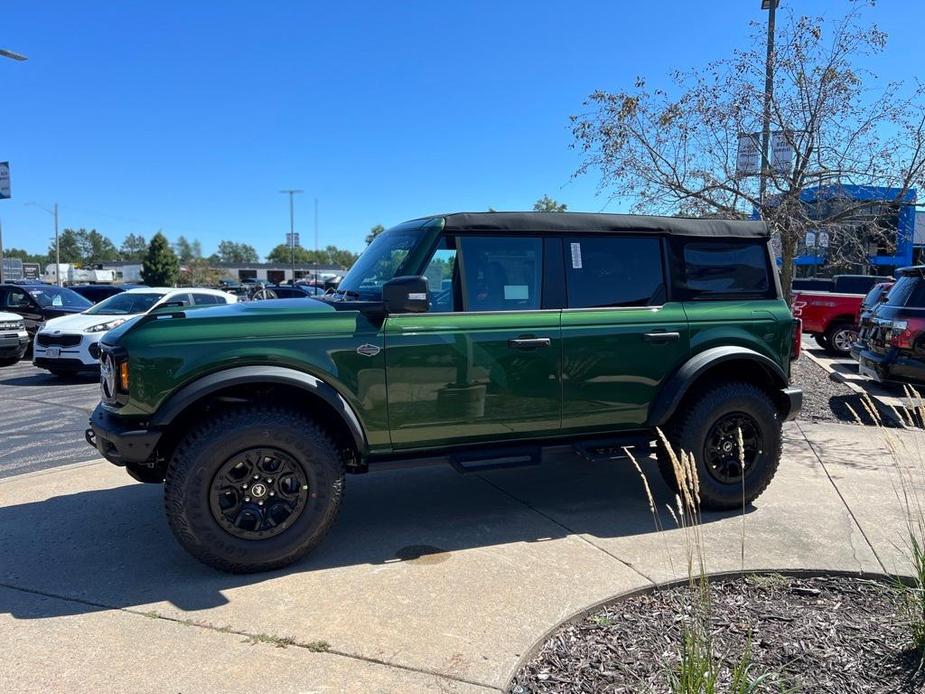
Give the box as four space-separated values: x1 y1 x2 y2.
0 358 101 478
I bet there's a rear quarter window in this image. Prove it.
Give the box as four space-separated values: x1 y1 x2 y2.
886 275 925 308
670 238 775 300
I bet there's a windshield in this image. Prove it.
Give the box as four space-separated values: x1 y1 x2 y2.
85 292 166 315
334 226 424 300
28 286 92 309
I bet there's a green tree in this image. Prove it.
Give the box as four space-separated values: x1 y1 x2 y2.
178 258 221 287
141 232 180 286
265 244 316 264
174 235 202 263
325 245 359 268
533 195 567 212
365 224 385 245
47 228 118 265
3 247 47 264
120 233 147 262
50 229 84 265
210 240 259 264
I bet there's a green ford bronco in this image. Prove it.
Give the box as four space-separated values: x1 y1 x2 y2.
87 212 802 573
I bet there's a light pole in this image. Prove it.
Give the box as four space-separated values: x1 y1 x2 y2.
0 49 28 62
758 0 778 205
26 202 61 286
279 189 303 284
0 49 27 283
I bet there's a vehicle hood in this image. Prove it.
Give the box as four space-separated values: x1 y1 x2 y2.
101 297 339 345
41 312 139 334
0 311 22 323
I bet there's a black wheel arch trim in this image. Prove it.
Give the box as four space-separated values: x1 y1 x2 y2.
646 346 791 427
148 365 367 454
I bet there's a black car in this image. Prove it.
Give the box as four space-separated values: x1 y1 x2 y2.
853 266 925 385
0 283 92 339
70 284 145 303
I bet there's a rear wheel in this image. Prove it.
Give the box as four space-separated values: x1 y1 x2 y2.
657 382 782 510
823 322 857 356
164 406 345 573
813 334 830 351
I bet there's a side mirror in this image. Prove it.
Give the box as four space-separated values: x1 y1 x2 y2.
383 276 429 314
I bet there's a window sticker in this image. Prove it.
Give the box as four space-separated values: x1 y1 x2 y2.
570 242 583 269
504 285 529 300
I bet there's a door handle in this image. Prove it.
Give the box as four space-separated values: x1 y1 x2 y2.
508 337 552 350
643 331 680 344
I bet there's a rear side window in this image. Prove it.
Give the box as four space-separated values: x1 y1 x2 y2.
192 293 222 305
886 275 925 308
671 239 773 299
565 236 665 308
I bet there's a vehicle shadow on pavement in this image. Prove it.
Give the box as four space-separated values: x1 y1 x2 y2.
0 456 750 620
0 371 99 387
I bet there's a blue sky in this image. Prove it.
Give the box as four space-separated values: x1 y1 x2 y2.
2 0 923 259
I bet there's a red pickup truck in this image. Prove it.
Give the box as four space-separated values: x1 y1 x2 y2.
791 275 893 356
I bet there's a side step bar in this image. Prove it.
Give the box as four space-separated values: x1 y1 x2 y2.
572 435 654 463
448 446 542 473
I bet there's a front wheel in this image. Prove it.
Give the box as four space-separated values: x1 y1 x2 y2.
657 382 782 510
164 406 345 573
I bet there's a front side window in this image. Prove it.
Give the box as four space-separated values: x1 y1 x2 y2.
672 239 772 299
459 236 542 311
3 288 31 309
565 236 665 308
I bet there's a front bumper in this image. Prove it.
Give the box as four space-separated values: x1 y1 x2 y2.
33 331 102 370
86 403 162 465
856 348 925 386
781 386 802 422
0 332 29 358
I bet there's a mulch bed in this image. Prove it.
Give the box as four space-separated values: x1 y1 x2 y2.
510 574 924 693
790 355 860 424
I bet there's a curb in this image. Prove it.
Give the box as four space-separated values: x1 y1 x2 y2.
0 458 108 484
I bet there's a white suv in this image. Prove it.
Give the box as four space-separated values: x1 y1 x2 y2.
33 287 236 376
0 311 29 367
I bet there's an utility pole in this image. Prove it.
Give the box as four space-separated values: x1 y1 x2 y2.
280 189 303 284
54 203 60 286
758 0 778 206
0 218 5 284
314 198 319 252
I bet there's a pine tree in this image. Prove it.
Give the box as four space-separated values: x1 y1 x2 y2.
141 232 180 286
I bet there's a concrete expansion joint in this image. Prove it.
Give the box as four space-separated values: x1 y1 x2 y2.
474 473 658 587
0 580 501 693
793 421 888 574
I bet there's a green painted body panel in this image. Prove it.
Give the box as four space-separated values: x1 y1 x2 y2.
561 303 689 431
682 299 793 379
383 310 561 448
107 300 393 450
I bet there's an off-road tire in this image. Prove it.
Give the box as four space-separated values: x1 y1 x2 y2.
656 382 782 510
823 322 857 356
125 462 166 484
164 406 345 573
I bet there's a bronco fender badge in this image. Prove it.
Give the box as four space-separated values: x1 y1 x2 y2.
357 343 381 357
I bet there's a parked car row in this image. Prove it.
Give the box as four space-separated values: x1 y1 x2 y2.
790 274 892 356
851 266 925 386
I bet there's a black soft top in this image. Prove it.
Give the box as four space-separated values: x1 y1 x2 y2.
417 212 768 239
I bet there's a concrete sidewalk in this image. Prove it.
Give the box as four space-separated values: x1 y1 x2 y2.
0 421 920 693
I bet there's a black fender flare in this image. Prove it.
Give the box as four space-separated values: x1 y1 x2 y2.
646 346 788 427
149 365 367 454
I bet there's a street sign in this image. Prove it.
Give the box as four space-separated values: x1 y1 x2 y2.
736 132 793 176
770 131 793 174
22 262 40 280
0 162 10 199
736 133 761 176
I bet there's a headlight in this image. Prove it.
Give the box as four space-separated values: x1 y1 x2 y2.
0 320 24 331
87 318 127 333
